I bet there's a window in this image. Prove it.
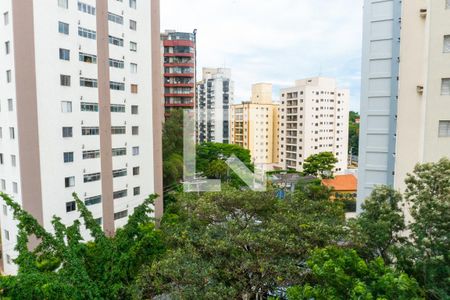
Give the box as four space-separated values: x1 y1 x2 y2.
6 255 11 265
110 104 125 112
83 150 100 159
109 58 124 69
3 205 7 216
0 153 3 164
60 75 71 86
11 155 16 167
62 127 73 138
112 148 127 156
79 52 97 63
113 168 127 178
66 201 76 212
439 121 450 137
132 146 139 156
65 176 75 188
58 21 69 34
61 101 72 113
80 77 98 88
85 195 101 206
78 27 96 40
6 70 11 83
7 99 13 111
131 105 138 114
114 210 128 220
447 0 450 9
1 179 5 190
12 182 18 194
9 127 15 139
58 0 69 9
131 84 138 94
133 187 140 196
111 126 126 134
108 12 123 24
3 12 9 25
59 48 70 60
81 102 99 112
441 78 450 95
110 81 125 91
129 0 137 9
129 20 137 31
113 189 128 199
130 41 137 52
5 41 10 55
133 167 140 176
132 126 139 135
82 127 99 136
130 63 137 73
444 35 450 53
4 230 9 241
84 172 101 183
78 2 96 15
64 152 74 163
109 35 124 47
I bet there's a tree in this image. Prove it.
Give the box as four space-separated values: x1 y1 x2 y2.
162 109 184 189
349 111 360 156
302 152 338 178
287 247 423 300
136 186 346 299
196 143 253 187
401 158 450 299
0 192 165 299
348 186 406 264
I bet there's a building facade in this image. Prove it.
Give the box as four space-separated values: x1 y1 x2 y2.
230 83 279 165
395 0 450 191
196 68 233 144
357 0 450 210
357 0 401 209
278 77 349 173
161 30 196 113
0 0 163 274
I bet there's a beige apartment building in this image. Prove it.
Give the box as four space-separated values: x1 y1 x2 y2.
230 83 279 165
278 77 349 173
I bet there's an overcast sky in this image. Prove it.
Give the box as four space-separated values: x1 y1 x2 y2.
161 0 363 112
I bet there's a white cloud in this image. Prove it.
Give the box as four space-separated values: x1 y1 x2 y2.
161 0 363 111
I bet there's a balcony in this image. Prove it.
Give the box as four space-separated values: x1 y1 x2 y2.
164 73 194 78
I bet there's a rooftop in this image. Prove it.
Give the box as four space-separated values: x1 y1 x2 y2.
322 174 357 192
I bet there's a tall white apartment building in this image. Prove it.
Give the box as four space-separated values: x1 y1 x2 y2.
278 77 349 173
358 0 450 210
0 0 163 274
196 68 234 144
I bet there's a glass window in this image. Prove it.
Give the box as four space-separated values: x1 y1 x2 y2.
12 182 18 193
60 75 71 86
5 41 10 55
78 2 96 15
84 172 101 183
62 127 73 138
109 58 124 69
9 127 14 139
82 127 99 136
130 63 137 73
78 27 97 40
114 210 128 220
6 70 11 83
80 77 98 88
3 12 9 25
66 201 76 212
58 0 69 9
108 12 123 24
444 35 450 53
113 168 127 178
131 105 138 114
441 78 450 95
129 0 137 9
110 81 125 91
58 21 69 34
132 167 140 175
79 52 97 63
110 104 125 113
129 20 137 31
111 126 126 134
109 35 124 47
59 48 70 61
7 99 13 111
83 150 100 159
11 155 16 167
81 102 99 112
85 195 102 206
131 84 138 94
113 190 128 199
439 121 450 137
112 148 127 156
133 187 140 196
64 152 74 163
132 126 139 135
130 41 137 52
61 101 72 113
65 176 75 188
132 146 139 156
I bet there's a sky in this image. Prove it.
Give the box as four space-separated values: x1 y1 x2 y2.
161 0 363 112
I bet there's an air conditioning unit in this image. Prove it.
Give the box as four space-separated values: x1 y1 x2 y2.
417 85 424 94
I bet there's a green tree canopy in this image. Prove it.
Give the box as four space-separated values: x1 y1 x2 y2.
302 152 338 179
287 247 423 300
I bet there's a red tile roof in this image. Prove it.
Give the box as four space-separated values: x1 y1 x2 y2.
322 174 357 192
